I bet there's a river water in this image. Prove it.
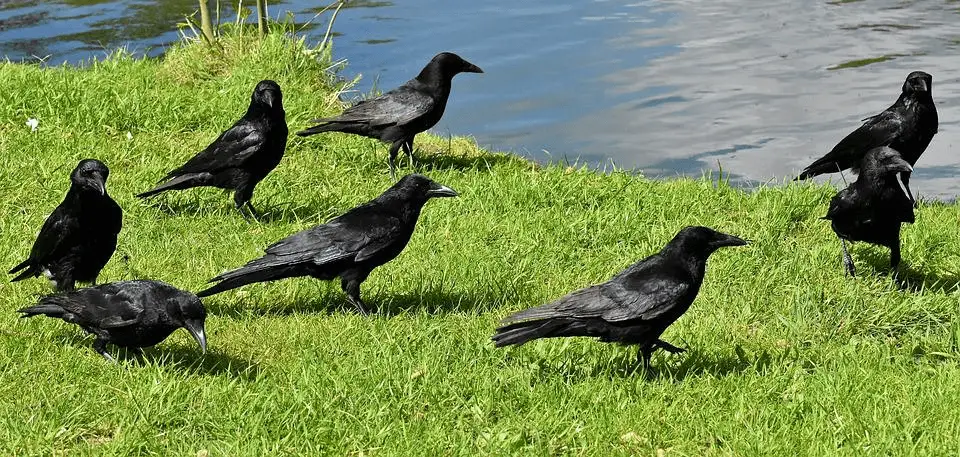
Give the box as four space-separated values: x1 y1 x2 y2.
2 0 958 197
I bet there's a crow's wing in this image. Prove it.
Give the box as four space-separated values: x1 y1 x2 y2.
166 120 265 177
502 257 690 324
26 205 80 265
322 84 434 129
802 109 905 176
264 203 405 266
43 283 146 328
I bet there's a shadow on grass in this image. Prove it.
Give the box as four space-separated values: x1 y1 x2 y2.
137 193 340 225
207 287 486 318
412 151 520 174
51 330 259 380
858 249 960 293
510 344 775 382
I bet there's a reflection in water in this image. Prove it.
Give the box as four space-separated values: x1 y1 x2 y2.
0 0 958 197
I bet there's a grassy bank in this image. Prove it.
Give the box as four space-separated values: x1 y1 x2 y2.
1 25 960 456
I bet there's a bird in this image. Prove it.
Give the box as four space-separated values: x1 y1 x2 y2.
9 159 122 291
197 174 459 313
822 146 915 277
18 280 207 362
136 80 288 218
796 71 937 181
296 52 483 180
492 226 747 372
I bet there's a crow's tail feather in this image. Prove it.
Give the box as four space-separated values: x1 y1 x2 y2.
491 318 583 347
196 259 298 297
136 174 206 199
17 303 67 319
9 260 39 282
295 121 346 137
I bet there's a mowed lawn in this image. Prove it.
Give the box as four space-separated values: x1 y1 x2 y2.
1 29 960 456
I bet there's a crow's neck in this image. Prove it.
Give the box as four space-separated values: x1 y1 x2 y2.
245 103 282 119
414 68 452 95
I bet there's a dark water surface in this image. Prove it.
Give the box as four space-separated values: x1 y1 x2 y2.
2 1 959 197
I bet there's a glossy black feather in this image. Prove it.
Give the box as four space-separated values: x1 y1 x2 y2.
196 174 458 313
824 146 915 272
9 159 122 291
296 52 482 178
18 280 207 360
797 71 937 180
492 226 747 370
137 80 288 210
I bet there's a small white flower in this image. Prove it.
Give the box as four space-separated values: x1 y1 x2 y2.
26 118 39 132
126 131 133 140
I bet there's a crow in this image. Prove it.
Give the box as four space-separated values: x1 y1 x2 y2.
796 71 937 181
822 146 915 276
137 80 288 217
9 159 122 291
197 174 459 313
492 226 747 371
18 280 207 362
296 52 483 180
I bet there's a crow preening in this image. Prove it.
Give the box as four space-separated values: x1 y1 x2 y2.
296 52 483 180
9 159 122 291
137 80 288 217
796 71 937 181
822 146 915 276
197 174 458 313
492 226 747 371
18 280 207 362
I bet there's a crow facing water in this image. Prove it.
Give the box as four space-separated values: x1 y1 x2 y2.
137 80 288 217
296 52 483 180
796 71 937 181
9 159 122 291
18 280 207 362
492 226 747 371
196 174 458 313
822 146 915 277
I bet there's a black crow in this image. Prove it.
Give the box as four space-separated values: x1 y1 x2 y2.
18 280 207 362
822 146 915 276
197 174 458 313
296 52 483 180
796 71 937 181
9 159 122 291
492 226 747 371
137 80 288 217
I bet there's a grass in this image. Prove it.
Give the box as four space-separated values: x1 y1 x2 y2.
1 22 960 456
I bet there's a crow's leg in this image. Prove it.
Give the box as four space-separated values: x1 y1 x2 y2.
340 276 370 315
637 344 655 372
93 338 116 363
402 137 416 169
387 141 403 181
234 187 260 221
841 239 856 277
654 339 686 354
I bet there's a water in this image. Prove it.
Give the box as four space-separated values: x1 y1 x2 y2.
2 0 959 197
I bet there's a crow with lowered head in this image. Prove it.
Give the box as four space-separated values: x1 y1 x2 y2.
18 280 207 362
492 226 747 372
137 80 288 217
197 174 459 313
9 159 122 291
796 71 937 181
822 146 915 277
296 52 483 180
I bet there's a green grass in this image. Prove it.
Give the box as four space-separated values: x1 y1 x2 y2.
1 24 960 456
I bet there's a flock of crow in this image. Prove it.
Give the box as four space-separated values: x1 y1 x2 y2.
7 50 939 371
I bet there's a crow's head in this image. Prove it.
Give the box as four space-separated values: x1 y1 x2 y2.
422 52 484 81
386 173 459 206
865 146 913 176
670 226 749 257
252 79 284 111
169 292 208 354
903 71 932 95
71 159 110 196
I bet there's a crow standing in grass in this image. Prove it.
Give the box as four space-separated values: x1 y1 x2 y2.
9 159 122 291
492 226 747 371
137 80 287 217
18 280 207 362
296 52 483 180
796 71 937 181
197 174 458 313
822 146 915 276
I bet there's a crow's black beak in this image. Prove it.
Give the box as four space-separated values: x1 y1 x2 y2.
262 90 277 109
717 234 749 248
426 184 459 198
184 319 207 354
464 63 484 74
90 174 106 196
